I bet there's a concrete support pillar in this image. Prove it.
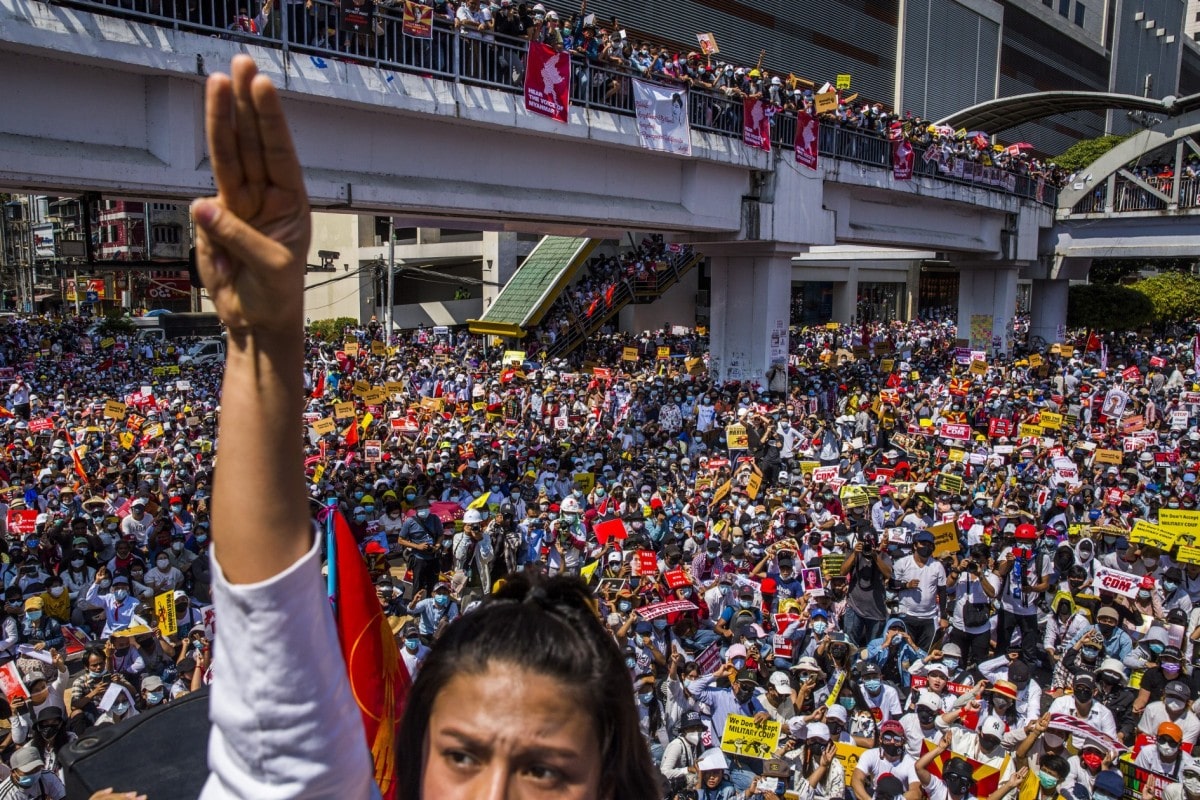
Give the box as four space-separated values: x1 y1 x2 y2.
956 265 1018 357
1028 278 1069 347
708 245 803 392
830 270 858 325
481 231 522 312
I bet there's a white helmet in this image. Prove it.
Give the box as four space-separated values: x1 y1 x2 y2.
462 508 484 525
560 497 582 514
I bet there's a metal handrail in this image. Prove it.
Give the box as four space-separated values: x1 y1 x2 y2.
56 0 1054 205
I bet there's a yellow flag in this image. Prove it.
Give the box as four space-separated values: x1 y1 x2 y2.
467 491 491 510
579 560 600 582
360 412 374 431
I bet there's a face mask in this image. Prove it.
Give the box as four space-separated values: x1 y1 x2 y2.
731 657 747 670
196 534 208 543
355 514 367 522
114 589 128 601
1097 623 1115 638
1183 776 1200 796
917 709 937 727
405 493 416 501
812 621 828 636
171 541 184 552
993 697 1011 711
49 586 64 598
1080 751 1103 770
942 657 959 671
417 509 429 519
170 504 182 513
434 594 450 608
157 558 170 569
1167 697 1187 714
739 600 755 610
404 638 420 652
1150 643 1165 656
863 679 882 694
26 610 41 622
1144 556 1158 568
734 686 754 703
113 701 130 715
638 691 654 705
625 657 636 670
685 731 702 746
979 736 1000 752
1037 772 1059 791
1137 589 1152 601
146 691 163 705
1073 685 1093 703
13 774 37 788
838 696 855 709
1158 740 1180 760
618 601 632 613
653 619 668 632
106 523 118 532
1164 663 1182 678
70 558 85 568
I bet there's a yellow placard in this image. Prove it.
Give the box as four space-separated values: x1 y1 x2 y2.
118 431 135 450
825 322 840 330
969 359 988 376
1158 508 1200 539
746 471 762 500
343 342 359 357
573 472 595 495
1094 448 1123 465
1059 345 1075 358
502 350 525 366
371 341 386 356
814 91 838 114
154 591 177 637
836 74 852 90
142 423 164 440
928 521 959 557
622 346 640 362
99 337 115 349
311 417 337 435
1040 412 1063 430
1027 353 1043 368
151 365 181 377
798 461 819 474
1176 545 1200 565
685 357 705 376
311 463 325 485
879 358 894 373
352 380 370 396
947 448 965 463
1130 520 1177 551
726 424 749 450
720 713 781 759
1018 423 1043 437
104 400 128 420
385 381 406 395
934 472 963 495
361 389 387 406
333 401 356 420
834 742 866 787
657 346 671 360
420 397 445 412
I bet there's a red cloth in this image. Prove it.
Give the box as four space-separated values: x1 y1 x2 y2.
332 510 410 799
343 417 360 447
311 371 325 399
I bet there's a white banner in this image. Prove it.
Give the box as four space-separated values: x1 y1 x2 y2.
1093 565 1141 598
631 79 692 156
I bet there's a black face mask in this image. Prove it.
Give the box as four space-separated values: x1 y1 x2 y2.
882 743 904 759
915 544 933 558
1097 623 1115 638
916 708 937 727
944 775 972 796
1073 685 1094 703
734 686 755 703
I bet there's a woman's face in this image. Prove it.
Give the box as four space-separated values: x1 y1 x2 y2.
423 662 602 800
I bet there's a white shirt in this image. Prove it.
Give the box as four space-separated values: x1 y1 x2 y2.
892 555 946 618
855 747 919 791
200 535 379 800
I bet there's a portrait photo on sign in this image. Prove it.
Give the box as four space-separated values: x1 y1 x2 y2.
801 568 824 595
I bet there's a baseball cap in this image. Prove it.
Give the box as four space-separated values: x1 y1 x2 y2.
142 675 164 692
806 721 830 741
727 644 748 660
1165 680 1192 700
860 662 881 678
9 746 43 772
979 716 1005 738
925 662 948 677
1159 720 1184 741
768 672 792 692
1093 770 1126 799
879 719 905 736
735 669 759 686
913 530 934 544
916 691 941 711
825 704 848 724
681 710 705 730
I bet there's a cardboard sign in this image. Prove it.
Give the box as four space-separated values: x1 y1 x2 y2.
1130 520 1177 551
1039 412 1063 430
99 337 115 349
104 400 128 420
343 342 360 357
154 590 178 637
656 346 670 360
622 346 639 362
333 401 356 420
1175 545 1200 566
663 569 690 590
814 91 838 114
934 472 963 494
939 423 971 441
371 341 386 356
987 418 1013 438
1094 448 1123 465
720 713 782 759
361 389 386 406
928 521 959 557
634 550 659 576
1027 353 1043 367
5 509 38 535
968 359 988 376
879 358 894 373
726 424 749 450
501 350 525 366
311 417 337 436
813 465 839 483
834 743 866 787
1157 508 1200 539
364 440 382 463
1093 566 1142 598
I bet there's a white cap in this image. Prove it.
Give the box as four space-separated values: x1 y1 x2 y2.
786 716 806 737
697 748 729 772
769 671 792 692
916 691 941 711
924 661 948 677
825 704 848 723
979 716 1005 738
806 722 830 741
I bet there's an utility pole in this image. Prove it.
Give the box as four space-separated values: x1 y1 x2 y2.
384 217 395 340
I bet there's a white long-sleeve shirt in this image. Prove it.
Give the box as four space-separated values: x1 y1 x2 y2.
200 535 378 800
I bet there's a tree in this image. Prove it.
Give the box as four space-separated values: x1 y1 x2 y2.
1132 272 1200 322
96 311 135 337
1090 258 1196 285
1052 134 1129 173
1067 284 1154 331
308 317 358 341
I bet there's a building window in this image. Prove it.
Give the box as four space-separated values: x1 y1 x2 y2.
152 224 182 245
1059 0 1070 17
1043 0 1052 6
1074 3 1084 25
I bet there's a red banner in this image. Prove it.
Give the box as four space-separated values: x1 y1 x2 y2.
28 418 54 433
794 110 818 169
893 137 915 180
637 599 700 620
401 0 432 37
742 97 771 152
988 417 1013 438
523 41 570 123
634 550 659 576
6 510 37 535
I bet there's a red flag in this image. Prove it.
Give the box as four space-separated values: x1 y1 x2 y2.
343 417 360 447
1086 331 1101 352
312 370 325 399
586 298 599 317
331 509 410 799
60 427 88 484
0 407 12 419
604 285 615 307
523 40 570 123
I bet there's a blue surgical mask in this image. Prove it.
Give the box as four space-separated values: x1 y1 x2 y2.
417 509 430 519
405 493 416 501
638 691 654 705
838 696 855 709
811 621 827 636
146 691 163 705
863 679 882 694
942 658 959 671
731 657 746 670
434 594 450 608
25 610 41 622
363 505 374 514
404 638 420 652
1163 581 1179 593
114 589 129 602
13 773 37 788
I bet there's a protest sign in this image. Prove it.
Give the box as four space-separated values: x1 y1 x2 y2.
622 346 639 362
333 401 356 420
720 714 781 759
631 79 692 156
634 550 659 576
1093 566 1142 598
5 509 37 535
637 599 698 620
1093 448 1123 465
794 110 819 170
1130 520 1176 551
1157 508 1200 539
154 590 178 636
364 440 382 462
939 423 971 440
742 97 771 151
928 521 959 557
726 424 749 450
0 662 27 701
104 400 127 420
523 41 570 123
311 417 336 436
663 569 689 590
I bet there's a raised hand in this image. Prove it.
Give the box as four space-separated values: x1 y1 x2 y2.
191 55 310 338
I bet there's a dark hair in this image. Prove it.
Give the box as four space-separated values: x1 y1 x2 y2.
396 573 659 800
1041 753 1069 780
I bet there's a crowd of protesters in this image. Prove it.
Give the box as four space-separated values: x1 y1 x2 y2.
6 291 1200 798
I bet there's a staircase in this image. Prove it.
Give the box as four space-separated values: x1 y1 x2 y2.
543 249 705 359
